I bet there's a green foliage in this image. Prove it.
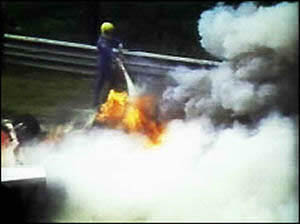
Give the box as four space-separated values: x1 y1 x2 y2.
4 2 220 59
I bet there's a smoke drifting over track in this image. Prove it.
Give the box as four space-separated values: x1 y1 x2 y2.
162 1 298 122
22 1 298 222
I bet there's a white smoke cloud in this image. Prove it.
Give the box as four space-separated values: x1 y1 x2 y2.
161 1 298 122
18 1 298 222
198 1 299 60
22 111 298 222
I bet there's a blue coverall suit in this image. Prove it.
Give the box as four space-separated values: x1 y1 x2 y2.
94 35 122 107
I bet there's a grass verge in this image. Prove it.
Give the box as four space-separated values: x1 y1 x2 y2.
1 64 94 123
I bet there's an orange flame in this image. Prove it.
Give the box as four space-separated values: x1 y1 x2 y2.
95 89 166 146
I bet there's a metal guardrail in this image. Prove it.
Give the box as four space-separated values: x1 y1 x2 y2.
3 33 221 77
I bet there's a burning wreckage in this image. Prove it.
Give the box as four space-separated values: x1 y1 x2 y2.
1 65 187 222
1 1 299 222
1 39 217 222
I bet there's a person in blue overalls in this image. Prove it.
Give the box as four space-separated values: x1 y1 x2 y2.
93 22 123 107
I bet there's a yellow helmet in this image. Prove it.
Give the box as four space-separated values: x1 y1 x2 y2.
100 22 115 35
